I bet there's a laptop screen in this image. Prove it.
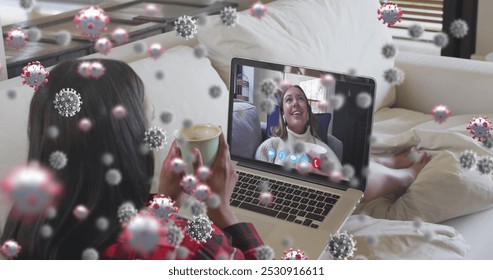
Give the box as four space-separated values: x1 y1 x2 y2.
227 58 375 192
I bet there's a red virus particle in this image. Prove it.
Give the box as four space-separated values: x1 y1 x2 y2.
431 105 451 124
145 3 160 17
466 116 493 142
180 174 198 194
1 240 22 259
6 28 27 50
320 73 336 88
74 6 110 41
147 43 164 60
282 248 308 260
111 27 129 45
21 61 49 90
123 211 163 255
258 192 273 206
0 162 62 217
89 61 106 79
196 166 211 181
94 37 112 55
147 194 178 221
377 2 403 27
193 184 212 202
73 204 90 221
250 1 267 19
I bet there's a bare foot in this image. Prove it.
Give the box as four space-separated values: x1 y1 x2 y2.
394 152 432 196
374 147 425 169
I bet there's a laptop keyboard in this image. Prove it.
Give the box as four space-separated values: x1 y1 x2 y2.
229 171 340 229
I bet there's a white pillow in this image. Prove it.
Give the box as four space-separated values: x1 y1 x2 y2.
198 0 396 112
129 46 229 193
317 215 470 259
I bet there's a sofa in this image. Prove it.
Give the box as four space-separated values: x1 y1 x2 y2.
2 0 493 259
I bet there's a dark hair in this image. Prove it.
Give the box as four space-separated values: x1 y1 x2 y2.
0 59 154 259
271 85 319 141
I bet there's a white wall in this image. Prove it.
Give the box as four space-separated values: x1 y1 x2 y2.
475 0 493 59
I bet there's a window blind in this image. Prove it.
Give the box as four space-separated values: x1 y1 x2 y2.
379 0 444 41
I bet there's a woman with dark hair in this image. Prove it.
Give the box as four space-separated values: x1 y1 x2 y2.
255 85 432 202
255 85 342 170
0 59 264 260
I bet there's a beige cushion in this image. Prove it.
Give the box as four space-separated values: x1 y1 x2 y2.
198 0 396 112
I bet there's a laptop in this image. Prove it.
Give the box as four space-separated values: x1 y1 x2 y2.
226 57 375 259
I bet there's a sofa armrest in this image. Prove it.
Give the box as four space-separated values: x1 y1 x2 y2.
394 51 493 115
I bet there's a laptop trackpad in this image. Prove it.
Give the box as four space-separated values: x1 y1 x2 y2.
235 213 276 237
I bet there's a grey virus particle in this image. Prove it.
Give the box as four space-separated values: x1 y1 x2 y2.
459 150 477 169
476 156 493 175
196 14 208 26
217 253 229 260
255 245 275 260
257 98 275 114
194 44 208 58
408 149 421 163
133 41 146 54
483 135 493 149
117 202 137 225
433 32 449 48
105 168 122 186
189 199 207 216
408 24 424 39
176 246 189 258
19 0 36 10
293 141 305 154
383 67 405 85
329 94 346 110
53 88 83 117
349 177 359 188
7 89 17 99
45 207 57 219
202 0 216 5
412 217 423 229
356 92 372 109
259 78 277 98
155 70 164 80
39 224 53 238
160 111 173 124
420 229 435 242
220 6 239 27
101 153 114 166
282 236 293 247
353 255 368 260
257 180 270 192
49 150 68 170
209 85 221 99
27 27 42 42
381 43 396 59
144 126 167 150
449 19 469 39
182 119 193 129
174 15 197 40
206 193 220 208
55 30 72 46
166 223 185 247
186 215 213 244
95 217 109 231
325 231 357 260
341 164 355 178
366 235 378 246
81 248 99 260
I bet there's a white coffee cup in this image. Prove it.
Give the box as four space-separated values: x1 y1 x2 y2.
173 124 221 174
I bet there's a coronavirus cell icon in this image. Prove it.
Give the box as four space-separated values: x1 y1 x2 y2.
6 28 27 50
0 162 62 216
325 231 357 260
144 126 167 150
147 194 178 221
377 2 403 27
180 174 198 194
147 43 164 60
193 183 212 202
117 201 137 225
74 6 110 41
1 240 22 259
282 248 307 260
111 27 129 45
125 212 162 254
21 61 49 90
165 223 185 247
220 6 239 27
431 105 451 124
186 215 213 244
250 1 267 19
94 37 112 55
466 116 492 142
53 88 83 117
174 15 197 40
